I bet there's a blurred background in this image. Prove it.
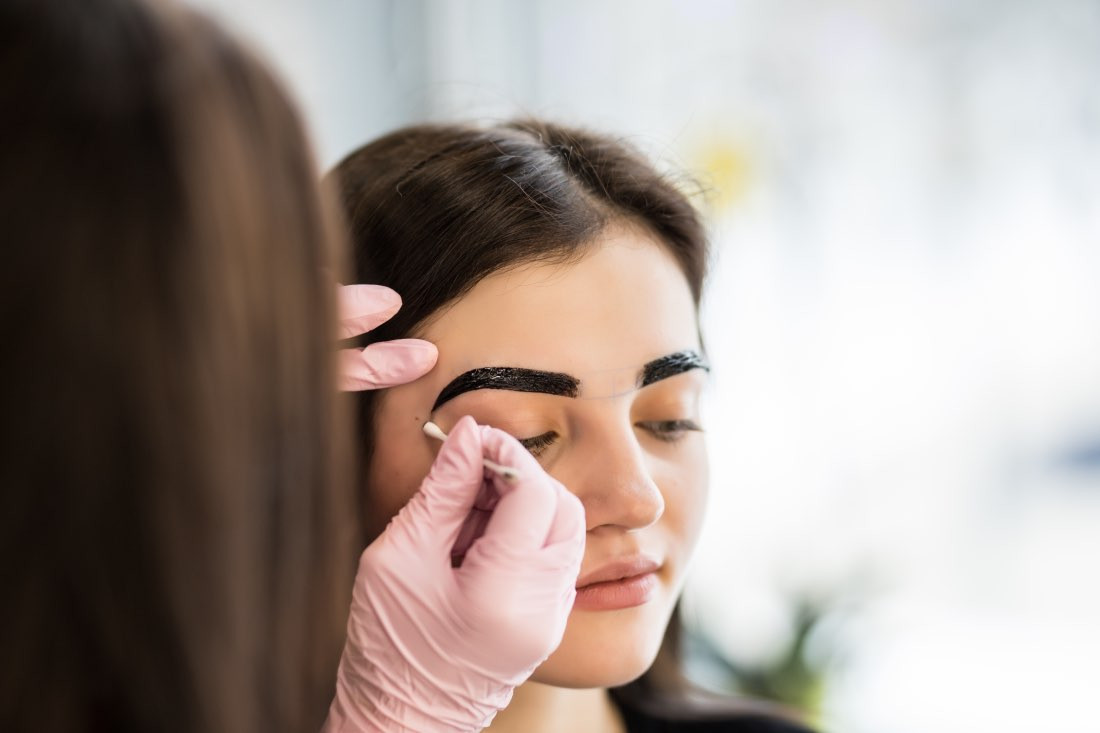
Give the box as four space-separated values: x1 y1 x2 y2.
184 1 1100 730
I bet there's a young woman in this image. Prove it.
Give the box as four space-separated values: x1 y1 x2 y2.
332 121 816 732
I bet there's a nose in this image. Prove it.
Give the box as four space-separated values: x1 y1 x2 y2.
566 421 664 532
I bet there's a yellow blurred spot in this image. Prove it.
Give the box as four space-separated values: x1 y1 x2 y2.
689 138 753 212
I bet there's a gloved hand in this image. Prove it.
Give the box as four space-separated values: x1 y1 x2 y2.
324 416 585 733
337 284 438 390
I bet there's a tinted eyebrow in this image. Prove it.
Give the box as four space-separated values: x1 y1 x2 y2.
639 350 710 387
432 366 580 411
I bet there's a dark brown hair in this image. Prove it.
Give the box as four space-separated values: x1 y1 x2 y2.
0 1 351 731
334 120 706 341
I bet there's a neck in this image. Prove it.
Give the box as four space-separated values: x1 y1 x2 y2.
485 682 625 733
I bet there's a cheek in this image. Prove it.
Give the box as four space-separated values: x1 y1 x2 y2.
363 429 436 543
657 441 710 557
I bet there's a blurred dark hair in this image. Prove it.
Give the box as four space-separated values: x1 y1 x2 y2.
0 1 352 731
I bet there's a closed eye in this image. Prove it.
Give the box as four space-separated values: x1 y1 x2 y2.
520 421 700 455
636 419 703 442
519 431 558 457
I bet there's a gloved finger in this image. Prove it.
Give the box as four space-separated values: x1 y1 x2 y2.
401 416 489 551
551 582 578 632
530 491 584 594
337 283 402 339
450 479 501 562
542 486 585 550
338 339 437 391
474 427 560 552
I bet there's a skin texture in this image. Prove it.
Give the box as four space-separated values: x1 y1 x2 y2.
365 223 710 697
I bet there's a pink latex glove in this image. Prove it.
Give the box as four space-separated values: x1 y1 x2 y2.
324 416 585 733
337 284 438 390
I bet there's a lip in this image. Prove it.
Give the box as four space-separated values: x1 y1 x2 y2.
574 556 662 612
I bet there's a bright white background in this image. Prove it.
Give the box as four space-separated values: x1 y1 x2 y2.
185 1 1100 730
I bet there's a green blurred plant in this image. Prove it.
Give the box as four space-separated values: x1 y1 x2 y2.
684 595 841 722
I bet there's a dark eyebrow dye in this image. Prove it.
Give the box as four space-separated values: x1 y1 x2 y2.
640 350 710 387
432 366 580 411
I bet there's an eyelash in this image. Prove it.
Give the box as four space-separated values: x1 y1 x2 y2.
518 420 702 457
637 419 703 442
519 432 558 457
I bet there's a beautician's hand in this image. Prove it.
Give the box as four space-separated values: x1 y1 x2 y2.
325 416 586 733
338 284 437 390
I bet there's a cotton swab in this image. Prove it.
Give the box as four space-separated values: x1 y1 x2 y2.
422 420 520 482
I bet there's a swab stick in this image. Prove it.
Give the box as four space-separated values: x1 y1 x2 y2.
422 420 520 482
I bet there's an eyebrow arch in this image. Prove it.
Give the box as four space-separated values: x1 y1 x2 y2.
430 350 709 411
639 350 710 387
432 367 579 411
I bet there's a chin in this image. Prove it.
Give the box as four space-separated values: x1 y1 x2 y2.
528 597 675 689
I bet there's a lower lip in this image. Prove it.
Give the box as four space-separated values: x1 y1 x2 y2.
574 571 659 611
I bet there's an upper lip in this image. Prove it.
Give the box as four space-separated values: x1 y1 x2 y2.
576 555 662 589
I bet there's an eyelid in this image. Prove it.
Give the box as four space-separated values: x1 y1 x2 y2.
634 377 706 409
516 418 702 457
635 419 703 440
518 430 558 457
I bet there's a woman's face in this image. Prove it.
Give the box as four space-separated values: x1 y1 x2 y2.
365 224 709 688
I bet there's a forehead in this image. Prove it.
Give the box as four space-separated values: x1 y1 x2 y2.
421 227 699 378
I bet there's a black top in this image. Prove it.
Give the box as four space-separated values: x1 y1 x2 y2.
609 690 818 733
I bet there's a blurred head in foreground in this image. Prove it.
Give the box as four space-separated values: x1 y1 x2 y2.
0 1 352 731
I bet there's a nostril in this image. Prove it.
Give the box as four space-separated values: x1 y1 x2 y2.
584 478 664 531
565 428 666 529
636 483 666 528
